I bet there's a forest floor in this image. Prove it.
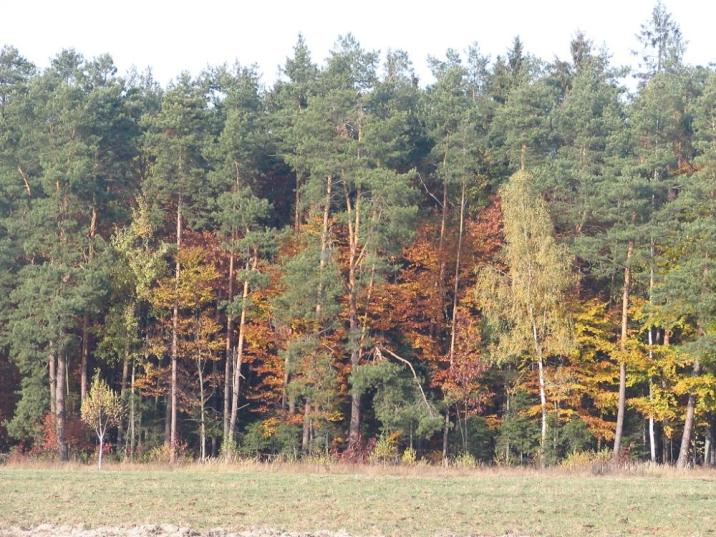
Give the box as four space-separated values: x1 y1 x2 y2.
0 463 714 537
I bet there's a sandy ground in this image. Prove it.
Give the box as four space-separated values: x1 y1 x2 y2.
0 527 358 537
0 527 528 537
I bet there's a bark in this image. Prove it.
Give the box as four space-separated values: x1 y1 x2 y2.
434 174 449 336
442 181 466 463
98 434 104 470
316 175 332 319
302 400 311 452
537 357 548 463
48 345 56 416
80 315 89 402
128 359 136 461
55 350 68 461
346 186 362 446
170 198 182 464
198 359 206 461
229 257 252 440
648 379 656 463
676 358 701 468
117 351 129 454
164 393 171 446
613 239 633 463
223 248 234 445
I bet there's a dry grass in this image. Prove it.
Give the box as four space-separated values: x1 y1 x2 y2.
0 462 714 536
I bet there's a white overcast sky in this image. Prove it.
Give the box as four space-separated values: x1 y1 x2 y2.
2 0 714 86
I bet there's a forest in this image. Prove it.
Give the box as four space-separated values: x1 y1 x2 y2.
0 2 714 470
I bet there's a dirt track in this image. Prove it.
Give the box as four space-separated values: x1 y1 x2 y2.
0 526 357 537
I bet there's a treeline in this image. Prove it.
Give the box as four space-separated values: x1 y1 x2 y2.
1 2 714 467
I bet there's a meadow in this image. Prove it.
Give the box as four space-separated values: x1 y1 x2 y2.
0 462 714 536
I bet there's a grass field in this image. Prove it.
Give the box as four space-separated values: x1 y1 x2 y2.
0 463 714 536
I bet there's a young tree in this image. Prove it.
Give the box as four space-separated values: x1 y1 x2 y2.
81 374 124 469
477 171 574 465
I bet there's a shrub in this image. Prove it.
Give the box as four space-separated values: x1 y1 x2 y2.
370 433 399 464
560 449 612 473
401 447 417 466
453 451 478 469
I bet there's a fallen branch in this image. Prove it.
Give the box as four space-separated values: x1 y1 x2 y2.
376 346 435 417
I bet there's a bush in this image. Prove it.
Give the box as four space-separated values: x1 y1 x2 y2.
401 447 417 466
560 449 612 473
370 433 399 464
453 451 478 469
239 419 300 459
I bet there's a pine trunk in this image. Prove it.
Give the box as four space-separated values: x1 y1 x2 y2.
170 198 182 464
442 181 466 463
80 315 89 402
48 345 56 416
55 350 68 461
613 239 633 463
347 187 361 446
230 256 255 440
676 358 701 469
223 249 234 446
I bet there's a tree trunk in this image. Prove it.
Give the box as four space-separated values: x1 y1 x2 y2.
649 380 656 463
537 357 548 465
170 198 182 464
434 175 449 335
80 315 89 402
55 350 68 461
117 351 129 454
346 187 362 446
229 260 252 441
98 434 103 470
316 175 332 319
129 359 136 461
48 345 56 416
442 181 466 463
302 401 311 453
198 359 206 461
81 205 97 404
613 239 633 463
223 249 234 446
676 358 701 469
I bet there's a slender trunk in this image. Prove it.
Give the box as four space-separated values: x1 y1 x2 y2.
170 198 182 464
703 427 712 467
442 409 450 465
230 258 253 439
434 176 449 335
223 248 234 445
294 175 302 231
346 187 361 446
537 357 548 464
316 175 332 319
649 380 656 463
198 360 206 461
520 143 527 171
80 315 89 402
164 393 171 447
117 351 129 454
129 359 136 461
81 205 97 404
48 345 56 416
56 350 68 461
442 181 466 463
98 434 103 470
613 239 633 463
302 401 311 453
677 357 701 469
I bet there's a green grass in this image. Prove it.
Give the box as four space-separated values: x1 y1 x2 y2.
0 464 714 536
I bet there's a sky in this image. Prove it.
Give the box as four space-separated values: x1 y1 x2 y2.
2 0 714 86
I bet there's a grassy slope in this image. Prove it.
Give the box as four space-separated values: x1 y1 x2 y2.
0 465 714 536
